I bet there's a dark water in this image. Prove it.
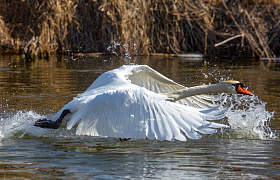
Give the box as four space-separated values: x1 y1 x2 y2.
0 55 280 179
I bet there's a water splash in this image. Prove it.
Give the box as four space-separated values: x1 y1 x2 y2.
0 111 82 140
223 94 277 140
106 39 137 64
107 40 120 56
0 111 51 139
201 64 277 140
201 65 232 82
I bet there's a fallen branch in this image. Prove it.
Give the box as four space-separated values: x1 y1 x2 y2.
215 34 243 47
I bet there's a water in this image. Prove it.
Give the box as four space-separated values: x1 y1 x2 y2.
0 55 280 179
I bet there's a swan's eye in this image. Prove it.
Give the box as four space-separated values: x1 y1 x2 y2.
232 83 244 91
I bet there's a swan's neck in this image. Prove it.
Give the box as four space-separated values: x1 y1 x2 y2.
164 83 227 101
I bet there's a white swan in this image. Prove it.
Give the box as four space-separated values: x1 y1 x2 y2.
34 65 253 141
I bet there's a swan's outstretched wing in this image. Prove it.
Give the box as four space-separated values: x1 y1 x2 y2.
122 65 221 108
66 88 228 141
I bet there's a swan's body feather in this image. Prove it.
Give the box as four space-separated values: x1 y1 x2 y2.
51 65 228 141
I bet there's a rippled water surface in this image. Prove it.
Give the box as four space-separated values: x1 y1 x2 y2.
0 55 280 179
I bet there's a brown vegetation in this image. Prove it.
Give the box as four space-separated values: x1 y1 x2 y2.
0 0 279 59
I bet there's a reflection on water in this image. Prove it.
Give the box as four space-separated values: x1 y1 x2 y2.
1 137 280 179
0 55 280 179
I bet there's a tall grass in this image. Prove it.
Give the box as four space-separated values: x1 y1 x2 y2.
0 0 279 59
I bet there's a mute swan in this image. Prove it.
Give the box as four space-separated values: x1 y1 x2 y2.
34 65 253 141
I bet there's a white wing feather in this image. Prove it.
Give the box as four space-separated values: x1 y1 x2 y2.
123 65 221 108
66 88 228 141
49 65 229 141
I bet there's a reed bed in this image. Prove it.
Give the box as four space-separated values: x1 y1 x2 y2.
0 0 279 59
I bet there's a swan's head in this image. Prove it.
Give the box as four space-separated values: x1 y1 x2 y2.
219 80 253 96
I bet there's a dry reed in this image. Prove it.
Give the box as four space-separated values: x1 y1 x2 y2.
0 0 279 59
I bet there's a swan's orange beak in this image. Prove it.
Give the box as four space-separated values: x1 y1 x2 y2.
237 84 253 96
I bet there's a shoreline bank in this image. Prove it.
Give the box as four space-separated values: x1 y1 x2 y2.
1 0 279 60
